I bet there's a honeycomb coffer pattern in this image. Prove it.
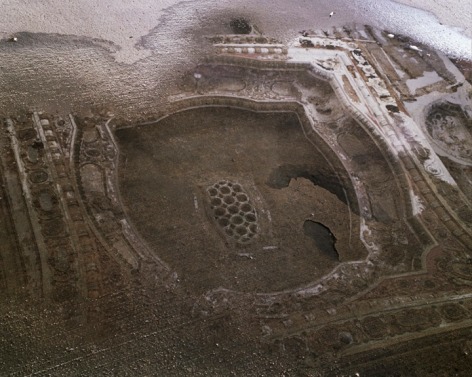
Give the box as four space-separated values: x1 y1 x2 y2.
207 180 259 244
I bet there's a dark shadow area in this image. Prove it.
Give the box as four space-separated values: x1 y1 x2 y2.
266 164 348 206
230 18 252 34
303 220 339 261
